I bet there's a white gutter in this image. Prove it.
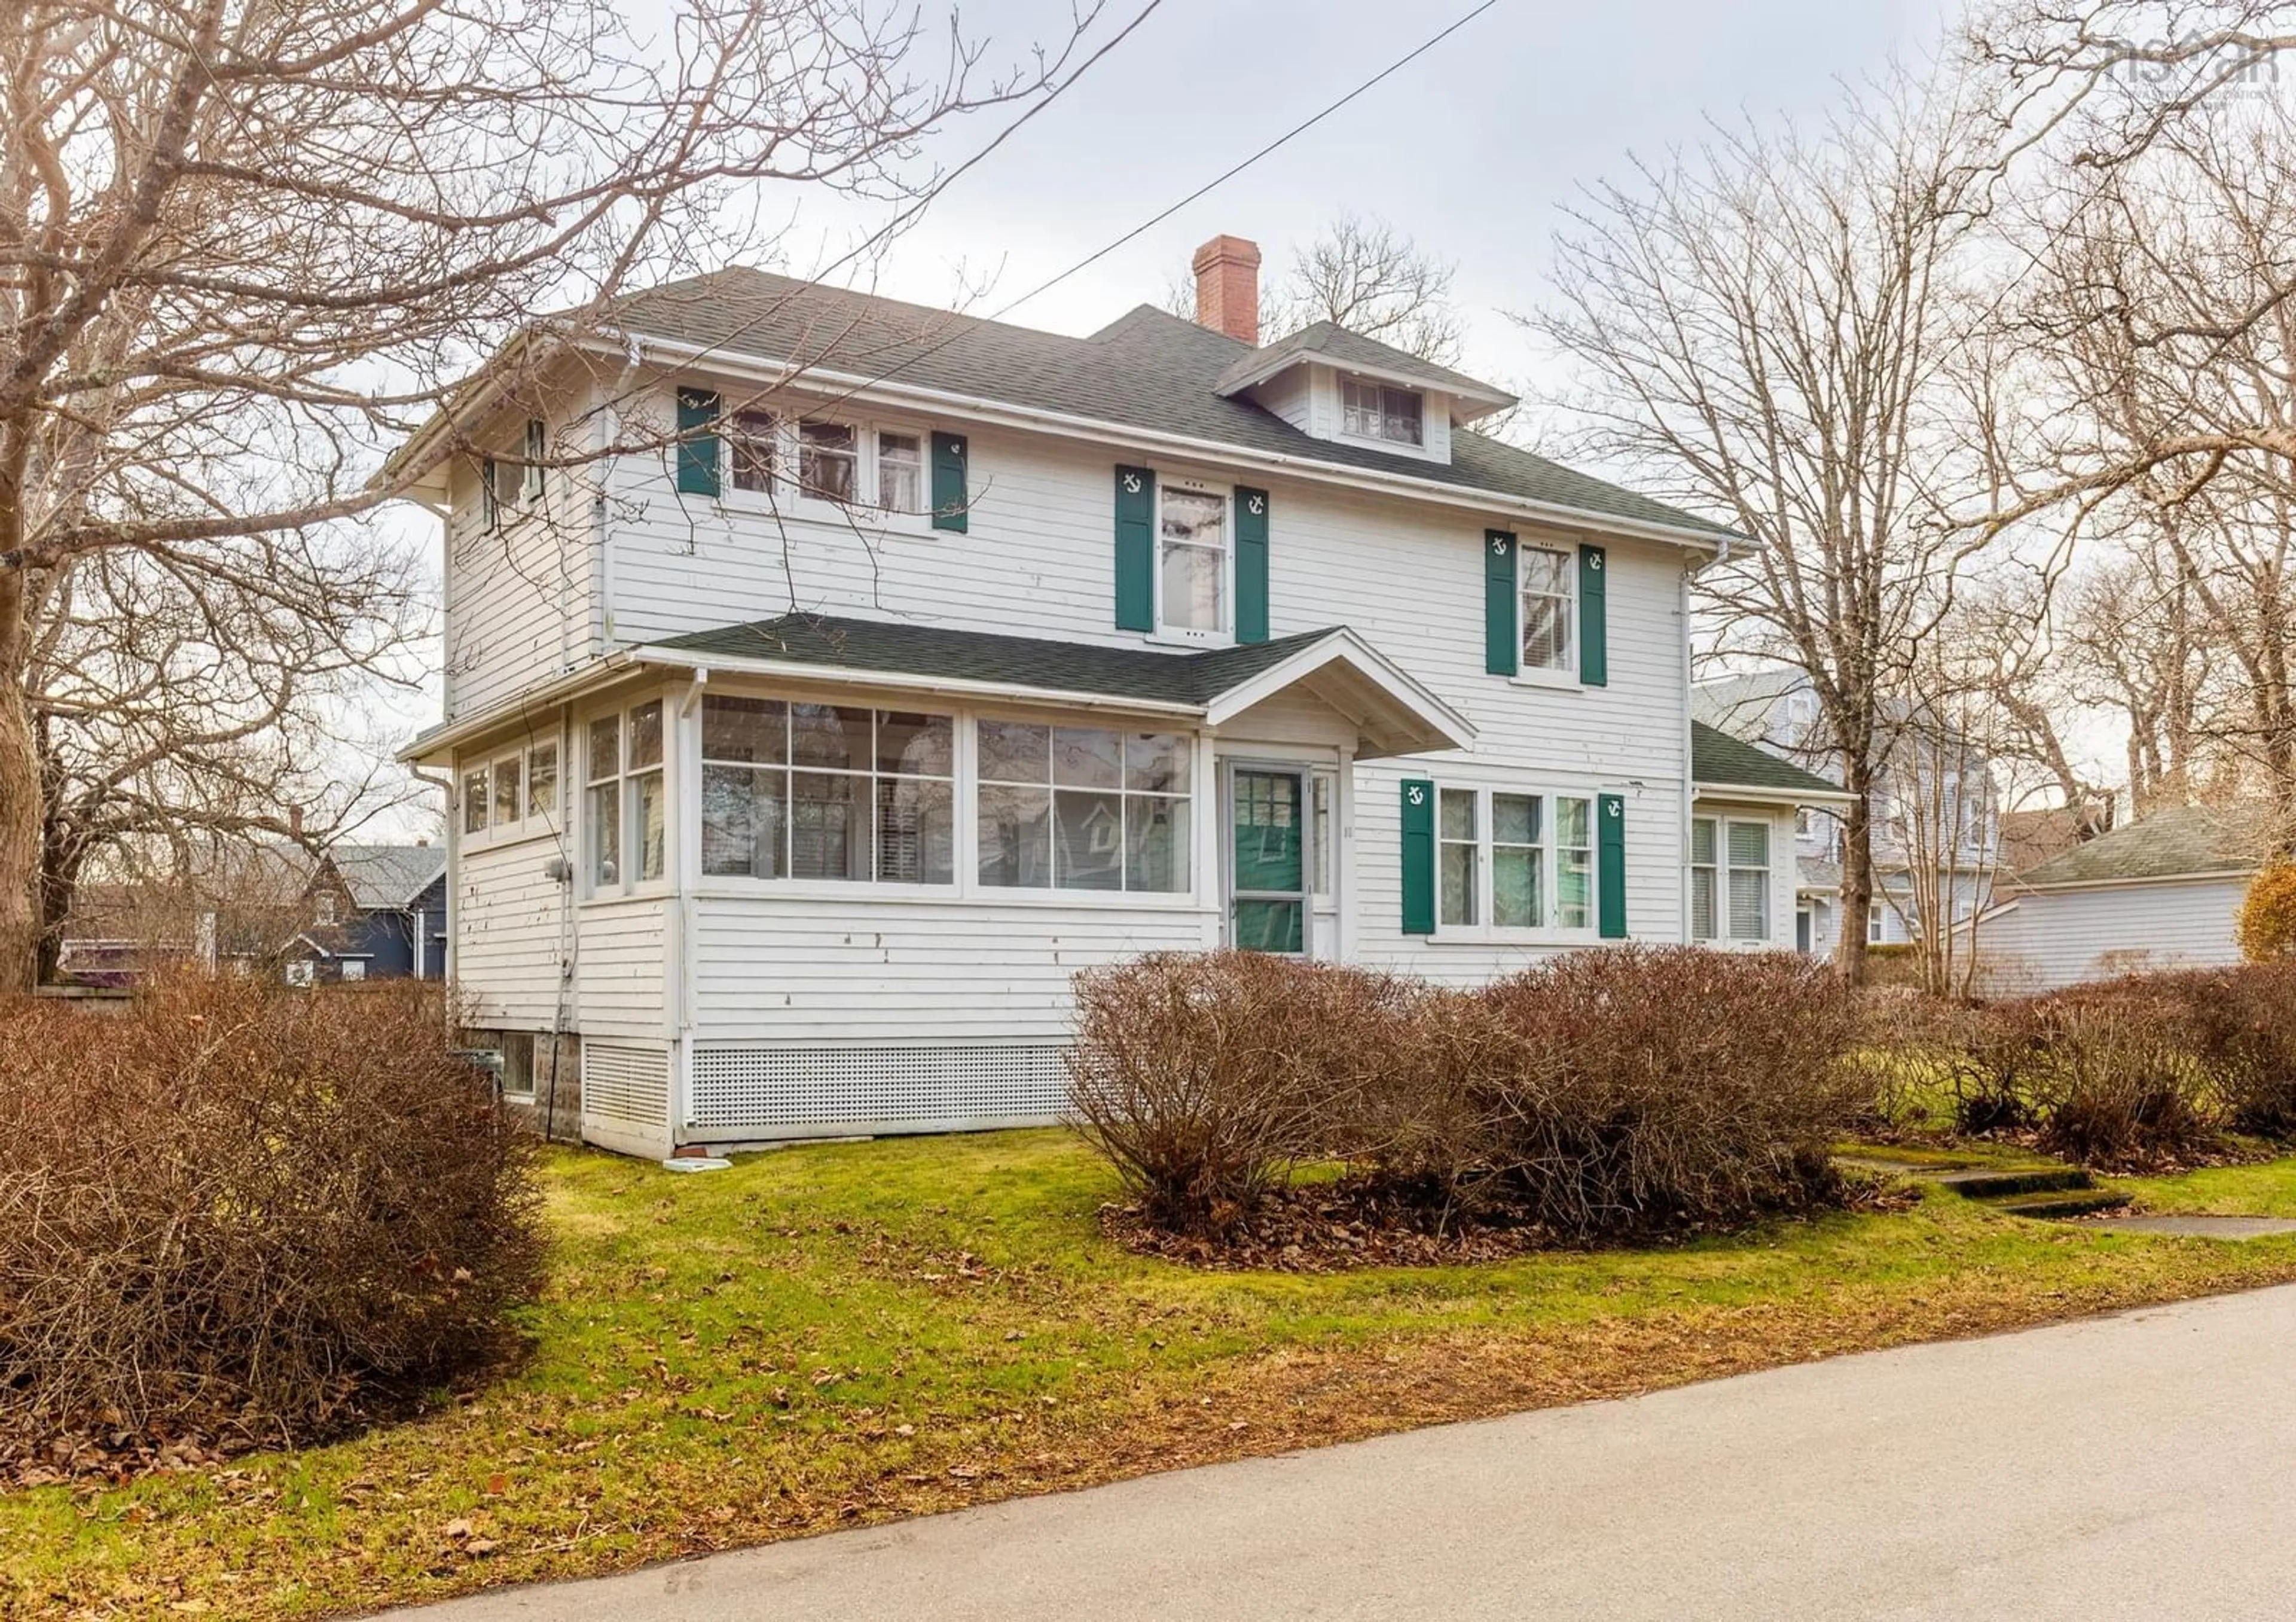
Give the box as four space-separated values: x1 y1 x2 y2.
434 331 1735 555
2009 868 2253 896
395 651 644 764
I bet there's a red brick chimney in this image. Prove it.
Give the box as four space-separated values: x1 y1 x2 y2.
1191 234 1262 346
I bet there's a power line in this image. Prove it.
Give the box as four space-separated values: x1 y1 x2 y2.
988 0 1505 323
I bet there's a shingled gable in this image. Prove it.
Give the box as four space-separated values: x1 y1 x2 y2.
552 268 1735 544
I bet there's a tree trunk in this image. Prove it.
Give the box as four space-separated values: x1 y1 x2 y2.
1834 755 1875 987
0 657 37 995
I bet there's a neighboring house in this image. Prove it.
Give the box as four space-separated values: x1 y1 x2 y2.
1979 804 2267 993
393 234 1842 1158
1694 669 2001 958
285 843 450 985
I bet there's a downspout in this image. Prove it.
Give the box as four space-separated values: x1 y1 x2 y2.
670 670 709 1148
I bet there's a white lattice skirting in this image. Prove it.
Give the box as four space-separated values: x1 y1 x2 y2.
688 1041 1070 1139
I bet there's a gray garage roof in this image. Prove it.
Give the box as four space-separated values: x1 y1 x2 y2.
2014 804 2272 889
591 269 1733 542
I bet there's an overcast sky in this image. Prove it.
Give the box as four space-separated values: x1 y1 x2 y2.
373 0 1966 837
782 0 1956 376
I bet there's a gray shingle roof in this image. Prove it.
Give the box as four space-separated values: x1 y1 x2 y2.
1692 721 1846 798
2014 804 2270 888
327 844 448 909
1798 856 1843 894
652 613 1342 707
1213 321 1516 406
591 270 1732 540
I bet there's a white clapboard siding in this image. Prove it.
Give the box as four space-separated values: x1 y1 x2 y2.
442 451 597 721
577 897 671 1037
1979 880 2246 994
453 830 567 1025
688 895 1218 1042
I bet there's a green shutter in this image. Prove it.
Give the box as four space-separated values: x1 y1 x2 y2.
1400 779 1436 936
1598 792 1627 938
1114 465 1155 632
1484 529 1518 676
930 432 969 532
676 388 719 497
1235 486 1270 644
1579 544 1608 687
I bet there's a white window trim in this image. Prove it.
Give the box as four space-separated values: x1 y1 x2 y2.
1428 782 1599 944
666 690 1213 910
583 699 673 900
1515 541 1577 681
455 738 566 850
1149 479 1235 648
1337 377 1427 450
716 410 936 535
1692 815 1773 947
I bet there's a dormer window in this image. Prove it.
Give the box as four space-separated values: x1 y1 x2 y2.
1341 379 1424 447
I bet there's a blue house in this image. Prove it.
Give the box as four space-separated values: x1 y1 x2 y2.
285 844 449 984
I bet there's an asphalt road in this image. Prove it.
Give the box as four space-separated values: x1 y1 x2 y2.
380 1282 2296 1621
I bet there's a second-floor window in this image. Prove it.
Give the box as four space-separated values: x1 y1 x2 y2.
799 420 859 503
729 410 777 492
1158 484 1228 636
1341 379 1424 447
1520 545 1574 672
878 431 922 511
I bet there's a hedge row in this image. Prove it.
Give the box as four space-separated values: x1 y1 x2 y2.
1068 946 1870 1240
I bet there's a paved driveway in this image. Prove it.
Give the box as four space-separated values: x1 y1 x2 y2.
380 1283 2296 1621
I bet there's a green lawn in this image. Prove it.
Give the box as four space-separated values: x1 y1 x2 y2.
14 1132 2296 1620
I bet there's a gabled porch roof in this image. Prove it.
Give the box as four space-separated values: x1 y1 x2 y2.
400 614 1473 765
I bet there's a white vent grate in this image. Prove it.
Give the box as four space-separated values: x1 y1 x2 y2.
584 1041 670 1128
689 1042 1068 1135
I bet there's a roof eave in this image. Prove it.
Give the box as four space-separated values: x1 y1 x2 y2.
1693 781 1856 808
1202 629 1477 759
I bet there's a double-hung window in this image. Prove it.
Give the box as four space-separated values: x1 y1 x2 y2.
700 697 954 883
1692 816 1770 943
1341 379 1425 447
1437 787 1593 933
729 410 777 492
877 431 923 512
1520 545 1574 672
799 421 859 503
977 722 1190 892
1158 484 1228 636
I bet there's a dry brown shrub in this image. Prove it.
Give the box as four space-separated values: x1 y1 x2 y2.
1067 952 1419 1234
1471 947 1868 1238
2022 997 2215 1169
0 975 544 1464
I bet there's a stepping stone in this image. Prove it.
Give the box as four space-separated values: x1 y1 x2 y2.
1931 1166 2097 1199
2081 1215 2296 1240
1992 1187 2133 1219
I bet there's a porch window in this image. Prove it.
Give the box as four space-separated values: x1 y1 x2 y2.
1520 545 1574 672
630 700 666 882
462 765 488 834
527 742 558 819
1727 819 1770 940
700 696 954 883
587 715 621 885
1157 485 1227 636
1695 816 1772 944
491 755 521 829
976 722 1190 893
1437 786 1593 935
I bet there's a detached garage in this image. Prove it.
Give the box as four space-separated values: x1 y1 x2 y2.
1979 805 2264 994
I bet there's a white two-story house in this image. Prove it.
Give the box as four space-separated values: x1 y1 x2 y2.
394 234 1842 1157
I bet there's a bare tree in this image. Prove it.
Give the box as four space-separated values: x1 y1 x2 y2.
0 0 1116 989
1526 75 1996 982
1168 213 1465 362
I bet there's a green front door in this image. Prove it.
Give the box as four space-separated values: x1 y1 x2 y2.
1229 766 1306 953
